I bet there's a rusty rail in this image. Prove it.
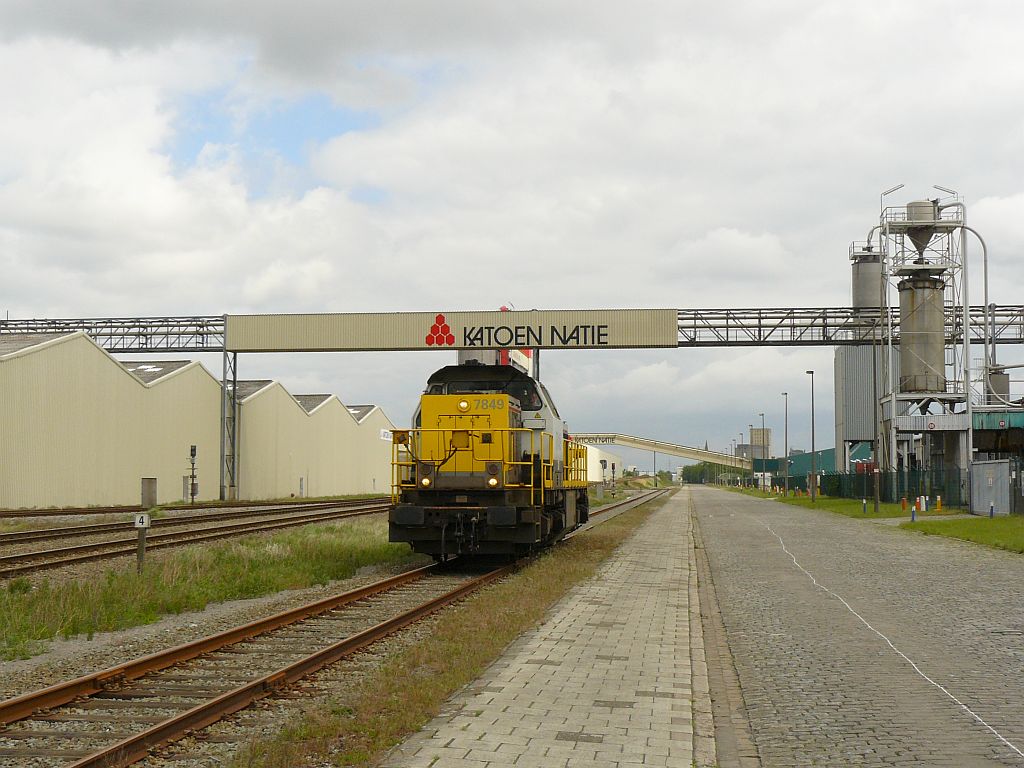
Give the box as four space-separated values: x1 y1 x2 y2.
0 497 387 546
0 564 440 725
0 496 388 519
67 566 512 767
0 503 390 578
0 562 511 767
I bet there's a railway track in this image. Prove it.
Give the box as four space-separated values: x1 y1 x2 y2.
0 487 672 766
0 497 386 546
0 563 511 767
0 501 390 579
0 497 388 519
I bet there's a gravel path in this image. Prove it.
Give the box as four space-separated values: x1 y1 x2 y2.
693 486 1024 767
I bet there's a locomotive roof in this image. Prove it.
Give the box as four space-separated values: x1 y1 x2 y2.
426 364 534 385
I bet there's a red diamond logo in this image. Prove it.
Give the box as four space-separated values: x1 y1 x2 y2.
427 313 455 346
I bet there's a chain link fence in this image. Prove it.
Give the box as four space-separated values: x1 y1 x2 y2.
779 469 969 508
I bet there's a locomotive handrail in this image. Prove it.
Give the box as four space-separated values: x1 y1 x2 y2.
391 427 557 506
563 440 588 487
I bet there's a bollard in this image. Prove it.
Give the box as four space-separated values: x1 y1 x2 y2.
990 502 995 518
937 495 942 512
901 497 907 513
862 498 867 515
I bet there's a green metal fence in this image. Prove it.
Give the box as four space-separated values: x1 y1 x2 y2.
789 469 969 507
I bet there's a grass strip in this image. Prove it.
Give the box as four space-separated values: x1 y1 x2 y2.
712 484 957 518
231 493 671 768
0 518 423 661
901 515 1024 553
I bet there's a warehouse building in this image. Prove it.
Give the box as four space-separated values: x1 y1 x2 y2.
0 332 395 509
235 382 393 500
585 446 622 485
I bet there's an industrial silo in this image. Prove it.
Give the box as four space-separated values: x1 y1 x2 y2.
851 249 882 311
898 268 946 393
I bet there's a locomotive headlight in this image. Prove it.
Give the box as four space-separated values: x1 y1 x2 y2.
487 477 499 488
457 399 470 412
420 477 432 487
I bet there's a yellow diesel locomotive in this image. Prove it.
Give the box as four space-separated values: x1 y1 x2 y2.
390 363 588 558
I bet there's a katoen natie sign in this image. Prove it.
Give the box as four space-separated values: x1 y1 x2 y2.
225 309 678 352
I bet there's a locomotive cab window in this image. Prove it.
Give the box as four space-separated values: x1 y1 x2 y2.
509 382 542 411
447 380 501 394
538 383 559 417
441 377 543 411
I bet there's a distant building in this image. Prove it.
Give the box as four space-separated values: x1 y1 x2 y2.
737 441 769 460
750 427 772 458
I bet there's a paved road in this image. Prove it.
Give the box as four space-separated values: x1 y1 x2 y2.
382 493 698 768
693 486 1024 767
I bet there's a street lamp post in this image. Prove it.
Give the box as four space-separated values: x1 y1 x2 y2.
806 370 816 502
781 392 789 497
738 433 743 486
748 424 754 487
759 411 766 488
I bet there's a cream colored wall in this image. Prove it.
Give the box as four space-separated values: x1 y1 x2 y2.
0 335 222 508
585 445 622 484
237 388 370 500
237 385 307 500
351 408 395 495
0 333 397 508
141 364 222 504
305 399 360 497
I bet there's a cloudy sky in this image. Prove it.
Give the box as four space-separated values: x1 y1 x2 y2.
2 1 1022 469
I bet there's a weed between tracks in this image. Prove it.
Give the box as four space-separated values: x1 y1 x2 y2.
0 518 422 660
231 494 669 768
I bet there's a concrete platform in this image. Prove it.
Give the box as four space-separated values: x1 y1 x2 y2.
380 490 709 768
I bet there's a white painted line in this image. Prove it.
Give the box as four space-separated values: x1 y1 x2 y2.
765 522 1024 760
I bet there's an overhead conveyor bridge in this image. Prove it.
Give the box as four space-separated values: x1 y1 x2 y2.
573 433 750 470
3 304 1024 352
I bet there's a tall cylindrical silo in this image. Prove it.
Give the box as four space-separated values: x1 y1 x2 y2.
898 274 946 392
852 252 882 310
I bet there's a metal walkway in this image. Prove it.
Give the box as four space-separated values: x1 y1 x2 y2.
574 433 750 469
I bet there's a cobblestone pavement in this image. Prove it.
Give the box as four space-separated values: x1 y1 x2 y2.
693 486 1024 767
380 492 699 768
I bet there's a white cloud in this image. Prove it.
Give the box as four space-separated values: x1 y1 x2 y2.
2 1 1024 455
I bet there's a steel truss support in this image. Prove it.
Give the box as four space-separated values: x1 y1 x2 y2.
0 316 224 352
675 305 1024 347
219 346 238 500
